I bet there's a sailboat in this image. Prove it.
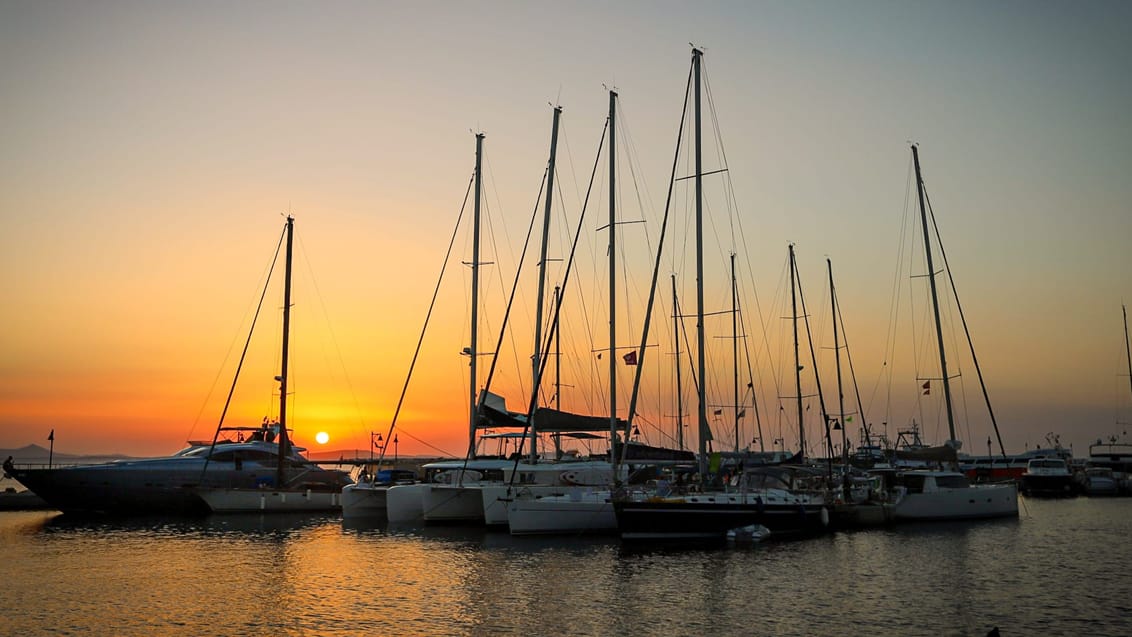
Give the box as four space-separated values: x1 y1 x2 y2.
194 216 352 513
1079 305 1132 494
889 145 1018 521
505 91 634 536
7 218 351 516
612 48 831 542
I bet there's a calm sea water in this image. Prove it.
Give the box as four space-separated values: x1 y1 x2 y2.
2 495 1130 636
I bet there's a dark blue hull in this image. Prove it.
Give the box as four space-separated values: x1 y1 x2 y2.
614 493 830 541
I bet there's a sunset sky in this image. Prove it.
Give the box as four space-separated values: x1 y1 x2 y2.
2 1 1130 460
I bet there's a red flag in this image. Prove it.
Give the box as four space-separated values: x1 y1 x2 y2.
623 351 638 366
713 408 723 416
922 380 931 395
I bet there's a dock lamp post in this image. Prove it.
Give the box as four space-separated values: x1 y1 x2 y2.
372 432 384 459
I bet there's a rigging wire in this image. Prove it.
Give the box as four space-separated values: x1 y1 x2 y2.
293 231 369 443
374 172 476 464
198 222 286 480
509 114 610 467
923 182 1007 457
184 230 284 444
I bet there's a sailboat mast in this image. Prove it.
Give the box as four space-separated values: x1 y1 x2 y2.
468 133 484 460
731 252 740 454
276 215 294 488
608 90 618 466
828 258 847 465
693 48 710 477
533 107 562 398
673 274 684 451
790 244 805 456
1124 304 1132 404
554 285 562 412
529 107 562 463
912 144 958 444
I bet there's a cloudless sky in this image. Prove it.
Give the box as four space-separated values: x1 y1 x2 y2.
2 1 1130 458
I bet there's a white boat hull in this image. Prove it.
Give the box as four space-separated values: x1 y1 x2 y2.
198 488 341 513
340 483 389 519
422 484 485 523
894 482 1018 520
507 488 616 535
385 483 428 523
480 485 515 526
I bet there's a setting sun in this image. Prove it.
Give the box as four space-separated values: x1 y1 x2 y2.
315 432 329 445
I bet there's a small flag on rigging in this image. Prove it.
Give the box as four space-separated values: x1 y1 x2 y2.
623 351 638 366
922 380 931 395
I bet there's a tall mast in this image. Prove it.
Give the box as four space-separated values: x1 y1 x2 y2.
276 215 294 488
554 285 562 412
731 252 739 454
530 106 562 463
829 257 850 498
693 47 710 477
673 274 684 451
553 285 562 459
828 258 846 461
468 133 484 460
608 90 618 466
533 106 562 399
912 144 958 444
789 244 805 457
1124 304 1132 405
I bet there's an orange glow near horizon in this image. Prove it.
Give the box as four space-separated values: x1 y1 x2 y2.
1 4 1130 460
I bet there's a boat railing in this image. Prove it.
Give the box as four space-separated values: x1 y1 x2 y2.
5 460 125 471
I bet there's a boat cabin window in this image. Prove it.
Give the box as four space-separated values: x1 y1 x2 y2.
902 474 926 494
934 474 970 489
207 449 278 463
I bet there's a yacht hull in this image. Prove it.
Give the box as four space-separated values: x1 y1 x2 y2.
8 466 211 515
507 489 616 535
893 483 1018 520
614 491 830 541
1020 474 1076 497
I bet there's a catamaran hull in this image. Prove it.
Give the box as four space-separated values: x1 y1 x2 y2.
480 485 514 526
340 483 390 519
386 483 428 524
422 485 485 523
614 493 830 541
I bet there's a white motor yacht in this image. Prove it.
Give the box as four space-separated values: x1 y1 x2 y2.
5 425 350 516
892 470 1018 520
